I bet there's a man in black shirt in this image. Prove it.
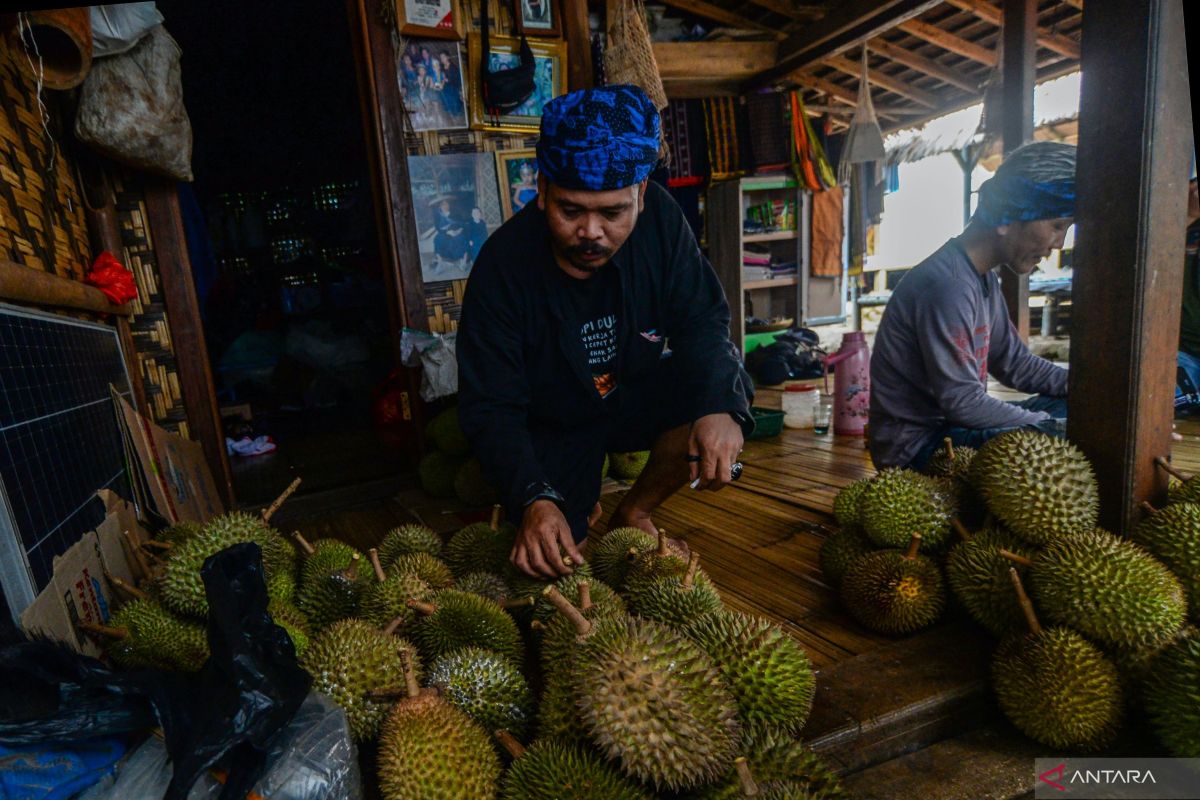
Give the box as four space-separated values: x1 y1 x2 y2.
457 85 753 579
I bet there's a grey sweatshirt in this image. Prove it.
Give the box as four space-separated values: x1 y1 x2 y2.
868 238 1069 468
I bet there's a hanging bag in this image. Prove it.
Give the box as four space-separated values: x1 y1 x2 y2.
480 0 535 117
604 0 669 158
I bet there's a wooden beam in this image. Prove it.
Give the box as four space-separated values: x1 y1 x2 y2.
654 0 782 37
746 0 824 18
142 180 235 508
868 37 980 92
562 0 593 91
1060 0 1082 9
1068 0 1191 533
896 18 999 65
653 41 777 80
794 74 910 121
943 0 1081 59
754 0 943 86
822 53 940 107
997 0 1035 341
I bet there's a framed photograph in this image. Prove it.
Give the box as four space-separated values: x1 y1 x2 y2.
496 150 539 220
398 39 468 132
467 35 567 132
397 0 464 39
517 0 560 37
407 153 503 283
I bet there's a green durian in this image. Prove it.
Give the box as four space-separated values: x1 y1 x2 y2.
106 598 208 671
583 527 656 591
360 571 432 629
426 646 534 739
530 573 624 627
818 527 873 588
970 430 1098 545
377 523 443 565
499 739 654 800
840 538 946 635
695 735 847 800
922 438 976 480
857 468 954 551
624 557 723 628
297 538 361 586
267 598 311 656
297 555 366 629
204 512 296 574
608 451 650 480
389 552 455 589
1132 502 1200 618
456 571 511 603
946 525 1036 637
156 520 202 546
832 478 872 529
454 458 501 507
1143 626 1200 756
504 560 594 615
266 568 296 603
444 509 517 577
425 406 470 455
420 450 467 498
410 589 523 665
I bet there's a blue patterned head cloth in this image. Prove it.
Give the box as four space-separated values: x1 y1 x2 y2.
974 141 1077 226
536 85 660 191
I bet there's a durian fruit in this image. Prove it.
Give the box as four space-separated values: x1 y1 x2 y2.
409 589 523 665
267 598 311 656
946 523 1036 637
685 610 816 744
970 430 1098 545
857 469 954 552
538 581 629 670
377 523 443 565
624 529 689 589
388 552 455 589
1023 528 1186 652
298 618 416 741
608 451 650 480
840 534 946 635
496 732 654 800
100 598 209 671
426 646 534 740
297 553 366 629
696 737 847 800
1142 626 1200 756
426 406 470 455
293 533 361 586
456 571 511 603
420 450 468 498
583 527 656 592
377 650 502 800
818 527 873 588
266 568 296 603
923 437 976 480
504 559 594 615
534 669 592 747
545 588 741 792
832 478 872 529
992 568 1123 750
360 548 433 630
455 458 501 507
1155 456 1200 506
444 505 517 577
156 520 202 547
1132 501 1200 617
205 511 297 575
624 550 723 628
530 572 624 628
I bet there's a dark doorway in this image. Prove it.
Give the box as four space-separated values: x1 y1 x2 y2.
157 0 406 506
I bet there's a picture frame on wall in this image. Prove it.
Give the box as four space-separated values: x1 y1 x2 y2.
517 0 561 37
407 153 503 283
495 149 539 220
467 35 567 132
397 0 464 40
397 39 468 132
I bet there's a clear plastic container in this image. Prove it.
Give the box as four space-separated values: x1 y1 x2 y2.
782 384 819 428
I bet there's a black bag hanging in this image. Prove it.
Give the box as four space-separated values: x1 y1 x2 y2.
480 0 535 117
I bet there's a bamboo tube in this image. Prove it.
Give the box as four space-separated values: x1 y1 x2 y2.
1009 568 1042 635
262 477 301 523
998 549 1034 568
368 548 387 582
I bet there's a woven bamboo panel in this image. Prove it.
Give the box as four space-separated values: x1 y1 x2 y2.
0 34 90 279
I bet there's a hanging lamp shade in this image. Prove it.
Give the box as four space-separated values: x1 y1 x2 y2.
841 46 886 165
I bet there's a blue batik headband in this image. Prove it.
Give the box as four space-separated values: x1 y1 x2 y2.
536 85 660 192
973 141 1077 226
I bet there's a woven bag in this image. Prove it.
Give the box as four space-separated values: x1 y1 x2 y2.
605 0 669 158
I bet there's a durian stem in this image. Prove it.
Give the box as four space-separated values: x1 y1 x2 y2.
682 551 701 589
542 586 592 636
122 530 153 582
79 621 128 640
998 549 1034 568
368 548 387 582
500 596 535 610
291 531 316 556
262 477 302 523
950 518 972 542
562 555 575 568
904 533 922 560
344 553 361 581
105 572 147 601
406 598 438 616
1139 500 1158 516
490 504 502 530
1154 456 1190 482
734 757 760 797
577 581 593 612
383 615 406 637
494 729 526 759
141 539 172 552
399 648 421 699
625 546 640 562
529 619 546 632
943 437 955 461
365 687 408 701
656 529 670 557
1008 567 1042 635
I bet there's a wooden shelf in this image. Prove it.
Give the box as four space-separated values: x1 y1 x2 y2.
744 276 798 290
743 230 799 243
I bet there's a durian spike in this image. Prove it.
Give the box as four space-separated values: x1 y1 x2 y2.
78 621 128 640
1139 500 1158 516
141 539 172 552
262 477 302 523
500 595 535 610
1154 456 1189 482
950 518 972 542
122 530 152 582
291 531 316 556
577 580 593 612
542 585 592 637
682 551 701 590
998 549 1035 568
490 504 502 530
495 729 526 759
105 571 147 601
368 548 387 582
383 615 407 637
656 529 670 557
734 757 760 797
903 533 922 560
398 648 421 699
407 598 438 616
1008 567 1042 636
943 437 955 461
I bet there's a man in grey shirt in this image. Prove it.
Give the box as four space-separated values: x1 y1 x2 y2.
869 142 1075 469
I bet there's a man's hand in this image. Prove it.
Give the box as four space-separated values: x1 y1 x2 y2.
688 413 744 491
512 500 585 579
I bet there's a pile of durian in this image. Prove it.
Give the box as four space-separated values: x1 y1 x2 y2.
827 429 1200 756
85 489 846 798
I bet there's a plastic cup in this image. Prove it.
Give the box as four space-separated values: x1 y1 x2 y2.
813 401 833 435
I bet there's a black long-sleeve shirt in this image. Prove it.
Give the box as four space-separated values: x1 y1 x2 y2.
457 181 752 517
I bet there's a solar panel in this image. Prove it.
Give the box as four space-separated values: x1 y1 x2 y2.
0 304 132 621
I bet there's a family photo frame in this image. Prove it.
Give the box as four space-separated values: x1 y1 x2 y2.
495 149 539 220
396 0 465 39
467 35 567 132
517 0 560 37
398 38 468 132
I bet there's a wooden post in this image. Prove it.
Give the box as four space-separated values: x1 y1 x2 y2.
562 0 593 92
998 0 1035 341
1068 0 1191 533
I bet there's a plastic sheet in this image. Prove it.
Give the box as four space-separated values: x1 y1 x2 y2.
400 327 458 400
90 3 163 57
86 251 139 305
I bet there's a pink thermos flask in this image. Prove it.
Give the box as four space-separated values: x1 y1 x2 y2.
822 331 871 436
